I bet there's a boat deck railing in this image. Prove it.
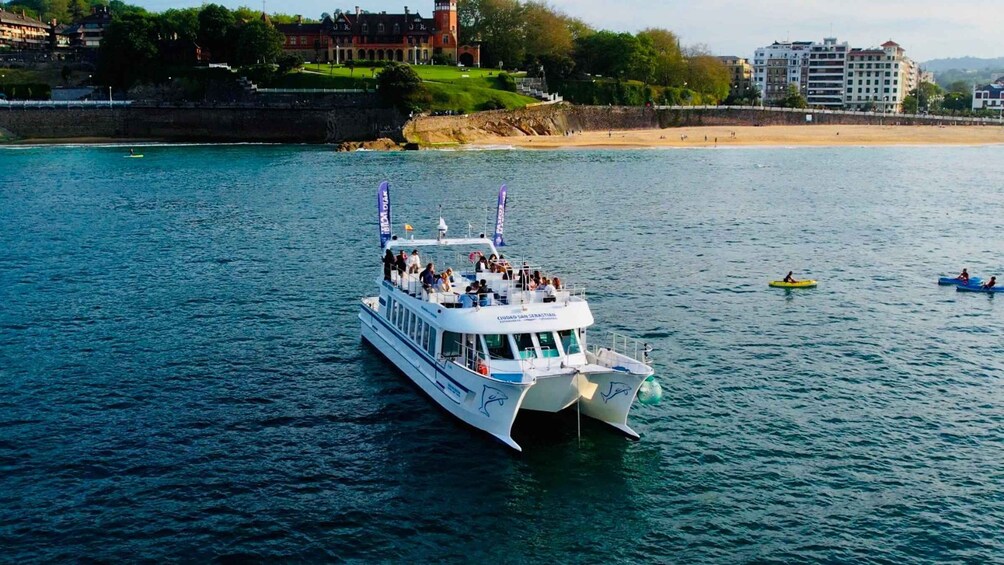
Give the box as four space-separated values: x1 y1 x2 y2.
586 331 653 366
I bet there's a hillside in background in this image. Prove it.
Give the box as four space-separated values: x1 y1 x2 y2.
921 57 1004 73
922 57 1004 87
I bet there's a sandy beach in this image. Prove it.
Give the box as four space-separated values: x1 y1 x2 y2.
470 124 1004 149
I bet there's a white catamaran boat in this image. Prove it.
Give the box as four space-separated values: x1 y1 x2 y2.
359 182 660 451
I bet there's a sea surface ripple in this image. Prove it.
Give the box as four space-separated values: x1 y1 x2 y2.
1 144 1002 562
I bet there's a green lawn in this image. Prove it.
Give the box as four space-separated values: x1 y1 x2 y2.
293 64 538 113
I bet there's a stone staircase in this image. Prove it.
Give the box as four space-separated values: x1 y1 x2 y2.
515 77 563 103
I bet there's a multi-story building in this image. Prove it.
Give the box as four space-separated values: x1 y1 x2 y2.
806 37 848 107
716 55 752 99
753 41 811 103
972 80 1004 113
844 41 913 112
60 6 112 49
0 7 50 50
276 2 480 66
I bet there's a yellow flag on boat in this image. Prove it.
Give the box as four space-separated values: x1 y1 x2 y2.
404 224 414 231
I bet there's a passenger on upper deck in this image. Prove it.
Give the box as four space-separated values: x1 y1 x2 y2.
396 251 408 277
478 279 494 306
383 249 395 281
488 254 499 272
460 285 477 308
498 255 512 279
445 268 455 283
539 277 556 302
552 277 562 290
421 263 437 292
517 262 531 290
475 253 489 273
438 272 453 293
408 250 422 274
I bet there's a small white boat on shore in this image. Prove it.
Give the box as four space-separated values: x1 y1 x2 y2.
359 182 660 451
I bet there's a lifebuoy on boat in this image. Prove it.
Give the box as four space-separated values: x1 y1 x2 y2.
477 360 489 375
469 251 478 263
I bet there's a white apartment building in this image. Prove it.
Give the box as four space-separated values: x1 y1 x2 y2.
972 80 1004 112
753 41 811 103
806 37 848 107
844 41 914 113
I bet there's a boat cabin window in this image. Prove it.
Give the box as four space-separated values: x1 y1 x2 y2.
537 332 560 358
513 333 537 359
558 329 581 354
442 331 463 359
484 334 514 359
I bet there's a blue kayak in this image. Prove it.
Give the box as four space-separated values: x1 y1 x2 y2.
956 285 1003 293
939 276 982 286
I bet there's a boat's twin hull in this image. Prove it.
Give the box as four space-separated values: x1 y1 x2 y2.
360 303 650 449
360 305 530 450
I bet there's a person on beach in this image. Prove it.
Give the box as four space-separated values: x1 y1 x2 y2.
957 269 970 284
783 271 798 283
383 249 395 281
982 276 996 290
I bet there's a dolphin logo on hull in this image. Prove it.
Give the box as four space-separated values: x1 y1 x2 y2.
479 385 508 417
601 381 631 404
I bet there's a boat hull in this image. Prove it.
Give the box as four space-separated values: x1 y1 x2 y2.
359 303 531 451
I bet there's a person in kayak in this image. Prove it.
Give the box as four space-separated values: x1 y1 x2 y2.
783 271 798 283
982 276 996 290
957 269 970 284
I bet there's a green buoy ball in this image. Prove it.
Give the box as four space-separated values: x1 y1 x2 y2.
637 375 662 405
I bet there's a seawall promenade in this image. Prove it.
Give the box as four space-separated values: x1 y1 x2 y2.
0 106 406 144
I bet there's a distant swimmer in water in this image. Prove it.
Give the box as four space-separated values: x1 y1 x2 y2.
783 271 797 283
983 276 996 290
957 268 970 284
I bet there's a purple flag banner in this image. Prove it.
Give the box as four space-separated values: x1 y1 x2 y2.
492 184 507 247
378 181 392 248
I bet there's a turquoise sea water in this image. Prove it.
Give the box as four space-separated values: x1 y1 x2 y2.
1 144 1002 562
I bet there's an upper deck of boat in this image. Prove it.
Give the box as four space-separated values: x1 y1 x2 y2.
381 236 583 310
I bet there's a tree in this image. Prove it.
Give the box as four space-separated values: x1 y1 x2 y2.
638 28 685 87
776 83 808 109
160 8 200 41
684 54 729 102
97 12 160 89
276 52 304 74
234 19 283 65
574 31 650 81
377 62 425 109
346 59 356 76
459 0 524 69
69 0 88 19
198 4 235 62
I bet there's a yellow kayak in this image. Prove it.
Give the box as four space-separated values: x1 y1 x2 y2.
769 280 818 288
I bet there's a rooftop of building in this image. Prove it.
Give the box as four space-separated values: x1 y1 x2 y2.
0 7 48 29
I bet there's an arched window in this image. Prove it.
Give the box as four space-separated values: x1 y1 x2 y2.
362 23 368 33
378 23 384 33
393 23 400 33
443 34 449 44
358 49 366 59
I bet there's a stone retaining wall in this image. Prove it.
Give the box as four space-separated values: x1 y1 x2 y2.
0 106 406 143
